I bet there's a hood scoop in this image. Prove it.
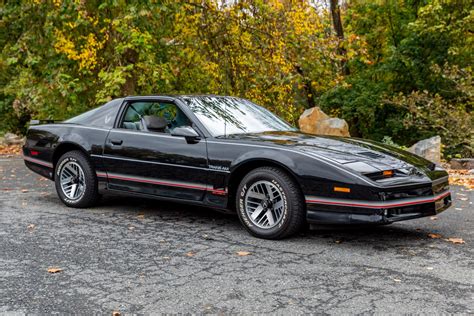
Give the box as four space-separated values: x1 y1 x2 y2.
356 151 385 159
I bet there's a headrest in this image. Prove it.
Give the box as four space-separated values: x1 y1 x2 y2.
143 115 167 130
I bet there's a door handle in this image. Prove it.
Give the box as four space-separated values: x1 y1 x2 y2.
110 139 123 146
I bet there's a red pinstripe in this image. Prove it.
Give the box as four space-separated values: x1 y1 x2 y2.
96 172 227 194
305 191 450 209
23 155 53 168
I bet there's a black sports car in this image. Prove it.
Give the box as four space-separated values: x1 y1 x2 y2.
23 95 452 239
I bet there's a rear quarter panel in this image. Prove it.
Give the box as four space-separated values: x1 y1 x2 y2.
24 125 110 178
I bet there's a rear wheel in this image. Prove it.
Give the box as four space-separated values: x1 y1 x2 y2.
54 150 99 208
236 167 306 239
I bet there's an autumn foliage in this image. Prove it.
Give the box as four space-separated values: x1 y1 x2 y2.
1 0 472 157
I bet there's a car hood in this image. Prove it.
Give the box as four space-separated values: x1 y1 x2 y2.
224 131 445 180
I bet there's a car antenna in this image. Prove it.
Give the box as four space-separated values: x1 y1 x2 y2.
224 100 227 137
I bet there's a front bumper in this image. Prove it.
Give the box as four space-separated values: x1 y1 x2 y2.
306 191 451 224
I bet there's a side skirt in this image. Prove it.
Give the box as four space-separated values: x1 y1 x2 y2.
100 187 235 214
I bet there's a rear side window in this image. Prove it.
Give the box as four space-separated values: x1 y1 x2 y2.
65 99 123 128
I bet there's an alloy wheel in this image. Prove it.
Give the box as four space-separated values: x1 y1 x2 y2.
244 180 285 229
59 161 86 200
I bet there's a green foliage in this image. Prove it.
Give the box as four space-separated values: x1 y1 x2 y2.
0 0 472 157
381 136 408 150
320 0 473 157
388 66 473 157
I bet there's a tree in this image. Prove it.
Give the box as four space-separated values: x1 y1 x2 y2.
1 0 472 157
329 0 350 75
320 0 473 157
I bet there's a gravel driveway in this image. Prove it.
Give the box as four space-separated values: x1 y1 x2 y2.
1 156 473 314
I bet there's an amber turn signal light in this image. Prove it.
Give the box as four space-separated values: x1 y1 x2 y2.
334 187 351 193
383 170 394 177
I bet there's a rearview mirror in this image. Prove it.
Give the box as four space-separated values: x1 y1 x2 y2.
171 126 200 143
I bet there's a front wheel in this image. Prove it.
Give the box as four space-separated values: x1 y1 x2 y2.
54 150 100 208
236 167 306 239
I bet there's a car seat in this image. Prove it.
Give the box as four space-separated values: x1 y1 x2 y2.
143 115 168 133
123 122 137 130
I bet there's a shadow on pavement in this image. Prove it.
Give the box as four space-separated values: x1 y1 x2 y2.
95 194 445 247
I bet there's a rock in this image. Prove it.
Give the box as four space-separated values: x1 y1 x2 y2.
3 132 24 145
450 158 474 170
298 107 350 137
315 118 350 137
408 136 441 163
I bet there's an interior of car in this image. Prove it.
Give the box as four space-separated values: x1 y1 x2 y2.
121 102 192 134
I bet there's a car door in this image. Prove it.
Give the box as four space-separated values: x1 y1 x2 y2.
102 98 209 201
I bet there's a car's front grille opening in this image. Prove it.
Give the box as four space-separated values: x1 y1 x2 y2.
382 186 433 200
387 206 421 217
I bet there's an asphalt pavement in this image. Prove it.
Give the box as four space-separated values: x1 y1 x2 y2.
0 156 473 314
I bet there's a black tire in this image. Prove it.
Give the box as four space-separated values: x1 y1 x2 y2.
54 150 100 208
236 167 306 239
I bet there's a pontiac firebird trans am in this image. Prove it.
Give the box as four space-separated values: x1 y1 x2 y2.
23 95 452 239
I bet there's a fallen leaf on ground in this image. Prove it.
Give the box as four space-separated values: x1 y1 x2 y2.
430 216 438 220
186 251 195 257
236 251 251 256
0 145 21 155
202 234 213 240
47 267 62 273
448 169 474 189
428 233 442 239
446 237 465 244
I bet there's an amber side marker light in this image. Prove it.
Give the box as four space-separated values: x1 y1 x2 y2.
334 187 351 193
383 170 394 177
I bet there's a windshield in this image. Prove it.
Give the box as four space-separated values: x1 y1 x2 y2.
183 96 296 137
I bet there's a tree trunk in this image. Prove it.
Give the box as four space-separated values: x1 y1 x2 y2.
295 65 316 108
122 48 138 96
329 0 350 76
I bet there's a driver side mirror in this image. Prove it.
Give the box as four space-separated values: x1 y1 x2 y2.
171 126 201 144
